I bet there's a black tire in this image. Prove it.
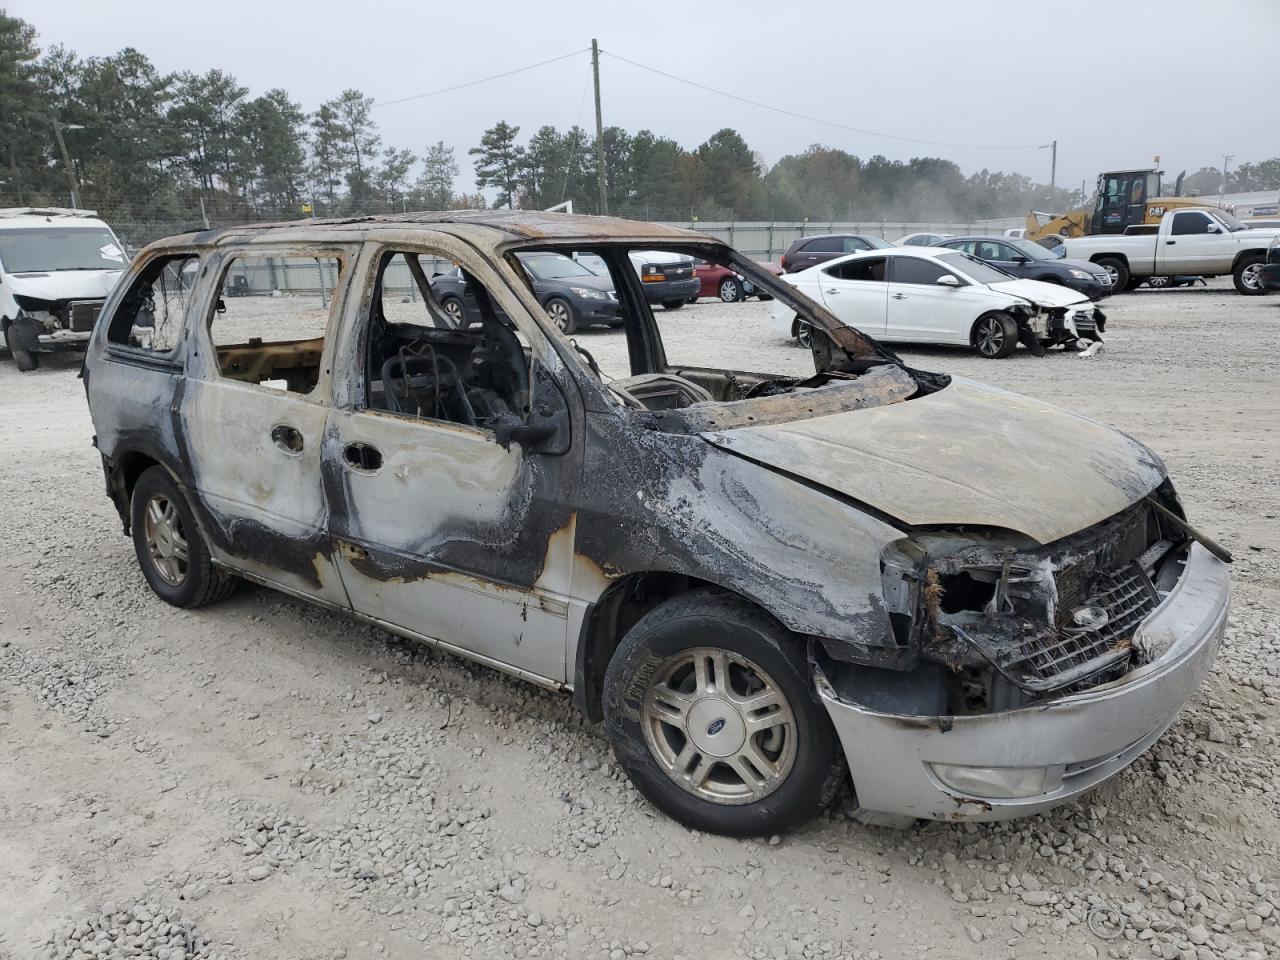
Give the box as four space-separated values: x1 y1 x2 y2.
661 300 685 311
439 297 467 330
602 590 846 837
3 322 39 371
718 277 744 303
1096 257 1129 293
971 312 1019 359
544 296 578 334
1124 275 1145 291
1233 253 1267 296
793 319 814 349
686 296 699 304
130 466 237 608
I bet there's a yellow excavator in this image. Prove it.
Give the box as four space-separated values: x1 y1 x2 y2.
1026 168 1226 244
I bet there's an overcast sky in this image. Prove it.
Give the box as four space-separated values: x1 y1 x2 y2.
15 0 1280 198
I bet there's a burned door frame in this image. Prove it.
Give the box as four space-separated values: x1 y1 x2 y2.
324 231 588 686
179 241 359 606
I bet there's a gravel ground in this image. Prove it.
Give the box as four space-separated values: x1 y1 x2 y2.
1 279 1278 960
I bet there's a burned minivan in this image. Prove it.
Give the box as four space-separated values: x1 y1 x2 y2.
83 212 1230 835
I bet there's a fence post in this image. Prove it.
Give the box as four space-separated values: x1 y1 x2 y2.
316 258 328 308
767 221 774 260
728 221 735 250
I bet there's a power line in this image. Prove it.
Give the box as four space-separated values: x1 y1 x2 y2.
601 49 1044 151
375 48 590 108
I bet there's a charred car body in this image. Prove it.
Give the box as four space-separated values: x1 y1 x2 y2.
83 211 1230 835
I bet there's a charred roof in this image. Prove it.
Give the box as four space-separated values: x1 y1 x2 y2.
160 211 713 251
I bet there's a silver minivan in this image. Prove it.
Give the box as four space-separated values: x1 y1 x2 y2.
83 211 1230 834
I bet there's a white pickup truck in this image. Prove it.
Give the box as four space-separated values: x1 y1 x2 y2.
1061 207 1279 295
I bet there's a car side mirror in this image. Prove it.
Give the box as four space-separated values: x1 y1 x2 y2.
1012 255 1030 264
494 360 570 455
936 274 961 287
1205 223 1221 233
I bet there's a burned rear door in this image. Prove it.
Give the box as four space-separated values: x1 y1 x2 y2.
324 236 586 685
180 244 357 605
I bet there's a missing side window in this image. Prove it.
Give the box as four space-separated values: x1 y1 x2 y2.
208 254 343 395
107 254 200 353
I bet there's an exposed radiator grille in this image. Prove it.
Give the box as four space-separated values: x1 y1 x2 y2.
68 300 103 332
1012 563 1158 693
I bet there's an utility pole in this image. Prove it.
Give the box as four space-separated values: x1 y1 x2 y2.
50 118 81 208
1049 139 1057 196
591 39 608 216
1221 154 1233 202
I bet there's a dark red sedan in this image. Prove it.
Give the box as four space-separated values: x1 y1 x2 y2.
691 258 783 302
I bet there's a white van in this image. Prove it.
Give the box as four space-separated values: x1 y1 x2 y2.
0 208 128 370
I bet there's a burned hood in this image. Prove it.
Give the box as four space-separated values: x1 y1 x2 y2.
701 377 1165 545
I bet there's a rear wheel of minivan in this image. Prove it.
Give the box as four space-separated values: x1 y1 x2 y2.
130 466 237 608
602 591 846 836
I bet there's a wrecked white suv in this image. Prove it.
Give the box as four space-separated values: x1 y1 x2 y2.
0 207 128 370
83 212 1230 835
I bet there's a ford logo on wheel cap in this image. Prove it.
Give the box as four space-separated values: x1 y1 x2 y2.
1070 605 1110 631
706 718 726 736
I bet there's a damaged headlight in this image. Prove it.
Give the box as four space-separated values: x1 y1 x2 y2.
930 762 1065 799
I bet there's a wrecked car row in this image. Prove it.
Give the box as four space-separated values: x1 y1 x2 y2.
82 211 1230 835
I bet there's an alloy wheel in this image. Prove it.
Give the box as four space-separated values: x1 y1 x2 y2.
143 493 188 586
975 316 1005 357
444 299 465 328
1240 262 1263 291
641 646 797 805
796 322 814 349
719 279 740 302
547 300 571 331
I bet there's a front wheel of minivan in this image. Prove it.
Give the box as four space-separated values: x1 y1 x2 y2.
130 466 237 608
602 590 846 836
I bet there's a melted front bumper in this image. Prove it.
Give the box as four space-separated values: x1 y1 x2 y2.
818 543 1230 823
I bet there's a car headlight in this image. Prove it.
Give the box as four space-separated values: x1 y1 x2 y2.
1068 268 1092 280
930 762 1065 799
569 286 609 300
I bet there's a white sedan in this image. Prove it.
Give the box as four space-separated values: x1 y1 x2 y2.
770 247 1105 358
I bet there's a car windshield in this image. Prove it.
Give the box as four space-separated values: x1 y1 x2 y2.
937 251 1014 284
1212 211 1248 232
0 226 126 273
517 253 596 280
864 236 894 249
1009 239 1056 261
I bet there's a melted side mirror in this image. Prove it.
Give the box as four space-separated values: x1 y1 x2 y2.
494 360 571 455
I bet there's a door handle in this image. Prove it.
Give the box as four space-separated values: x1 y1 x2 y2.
891 293 906 300
344 442 383 472
1165 240 1176 245
824 288 840 295
270 424 303 454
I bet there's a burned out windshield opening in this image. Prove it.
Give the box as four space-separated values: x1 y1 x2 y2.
501 241 942 429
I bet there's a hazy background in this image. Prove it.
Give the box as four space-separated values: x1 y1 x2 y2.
15 0 1280 195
